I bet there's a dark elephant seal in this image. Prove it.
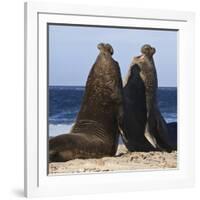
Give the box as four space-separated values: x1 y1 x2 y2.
49 43 124 162
121 44 175 152
121 61 156 151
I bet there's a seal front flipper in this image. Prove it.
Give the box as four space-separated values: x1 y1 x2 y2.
167 122 177 150
118 124 128 144
154 111 174 152
49 133 108 162
144 123 157 148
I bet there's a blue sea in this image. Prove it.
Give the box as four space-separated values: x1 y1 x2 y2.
49 86 177 137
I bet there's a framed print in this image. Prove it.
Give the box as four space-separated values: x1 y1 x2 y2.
24 2 195 197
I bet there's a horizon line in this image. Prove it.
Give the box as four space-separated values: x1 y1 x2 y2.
49 85 177 88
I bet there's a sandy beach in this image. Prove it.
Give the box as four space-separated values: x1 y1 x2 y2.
49 145 177 174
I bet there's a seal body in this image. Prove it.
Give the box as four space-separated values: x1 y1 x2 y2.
122 63 156 151
49 43 124 162
122 44 175 152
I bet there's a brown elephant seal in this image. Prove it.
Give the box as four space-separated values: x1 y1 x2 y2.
49 43 124 162
121 44 174 152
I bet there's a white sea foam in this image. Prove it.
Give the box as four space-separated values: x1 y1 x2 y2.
162 113 177 123
165 118 177 123
49 123 74 137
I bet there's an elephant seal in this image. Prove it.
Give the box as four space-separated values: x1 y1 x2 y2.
121 44 174 152
49 43 124 162
121 62 156 151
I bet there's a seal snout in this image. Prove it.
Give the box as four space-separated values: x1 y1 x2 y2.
132 55 145 65
97 43 114 55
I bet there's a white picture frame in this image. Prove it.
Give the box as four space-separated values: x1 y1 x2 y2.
24 1 195 197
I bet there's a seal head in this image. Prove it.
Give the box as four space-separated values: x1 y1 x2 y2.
97 43 114 55
141 44 156 58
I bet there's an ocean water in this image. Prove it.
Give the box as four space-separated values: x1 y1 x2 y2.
49 86 177 137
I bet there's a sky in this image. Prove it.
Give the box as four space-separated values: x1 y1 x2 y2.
49 25 177 87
